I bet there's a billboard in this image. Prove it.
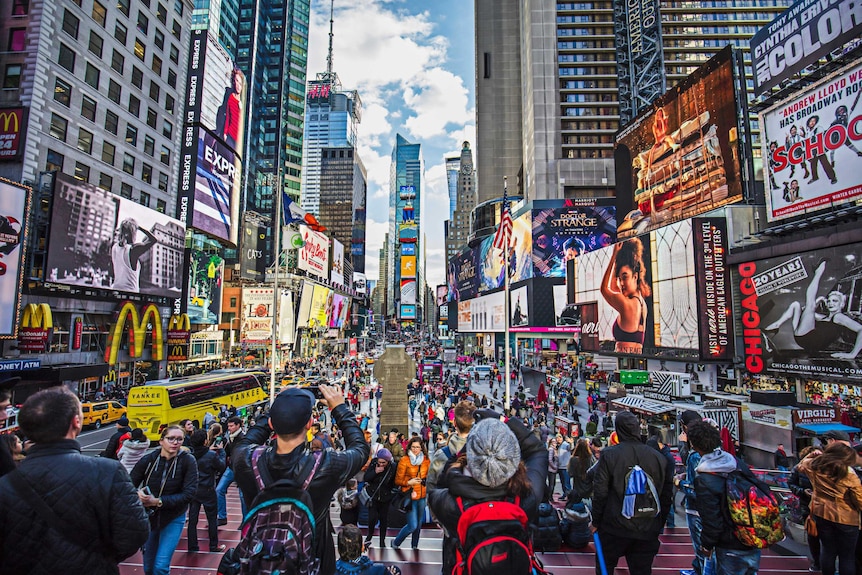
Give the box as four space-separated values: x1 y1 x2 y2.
448 248 479 301
46 175 184 299
309 284 332 328
0 108 25 160
278 290 296 345
615 47 743 239
187 249 223 325
331 239 345 287
400 304 417 320
761 62 862 222
296 281 314 328
511 286 529 327
241 288 273 344
750 0 862 96
477 235 505 292
509 211 533 282
400 279 417 306
400 255 417 279
329 294 348 328
734 244 862 381
531 201 616 278
457 290 506 333
402 244 416 256
354 272 367 294
298 227 330 280
613 0 665 123
239 212 269 281
692 217 733 360
436 285 449 306
0 180 29 337
192 126 242 244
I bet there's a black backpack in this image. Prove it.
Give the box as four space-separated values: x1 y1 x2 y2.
532 502 562 552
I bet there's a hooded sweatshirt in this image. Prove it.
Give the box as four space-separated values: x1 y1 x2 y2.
117 438 151 473
694 449 757 551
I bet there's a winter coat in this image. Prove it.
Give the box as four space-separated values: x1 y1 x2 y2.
335 556 392 575
557 441 572 471
100 426 131 459
427 432 467 490
548 446 559 473
233 403 370 575
0 439 150 575
191 446 226 496
787 463 814 516
395 453 430 500
363 458 397 503
428 418 548 575
129 449 198 530
383 439 405 464
567 454 596 501
799 457 862 526
117 438 150 473
694 449 761 552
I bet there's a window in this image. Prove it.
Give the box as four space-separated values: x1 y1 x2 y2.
159 145 170 165
146 107 157 128
151 55 163 76
46 149 64 172
62 10 79 39
137 12 149 35
117 0 130 16
114 22 128 45
162 118 173 138
108 79 121 103
88 31 103 57
128 94 140 116
49 113 68 141
141 163 152 184
104 110 119 134
164 94 175 114
131 66 143 88
123 153 135 174
173 0 183 16
53 77 72 106
144 135 155 156
169 44 179 64
157 3 167 24
101 141 115 165
77 128 93 153
84 62 100 88
58 43 76 72
166 69 176 88
172 20 181 39
74 161 90 181
154 29 165 50
120 182 133 198
98 172 113 192
3 64 22 89
156 198 166 213
134 38 146 61
125 124 138 146
81 94 97 121
111 49 124 73
139 191 150 207
158 172 168 192
12 0 29 15
8 28 26 52
91 1 107 26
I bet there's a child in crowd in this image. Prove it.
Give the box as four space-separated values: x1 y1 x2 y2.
336 478 360 526
335 524 401 575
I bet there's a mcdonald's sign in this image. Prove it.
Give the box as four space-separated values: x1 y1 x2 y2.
167 313 191 361
0 108 24 160
105 302 164 365
18 303 53 353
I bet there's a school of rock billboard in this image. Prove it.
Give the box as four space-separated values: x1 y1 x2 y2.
0 179 29 337
749 0 862 97
734 243 862 381
761 61 862 222
614 46 744 240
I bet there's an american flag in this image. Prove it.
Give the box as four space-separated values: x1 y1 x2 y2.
492 183 512 251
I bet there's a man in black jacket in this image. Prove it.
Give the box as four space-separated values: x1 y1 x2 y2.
591 411 673 575
216 415 246 525
100 416 131 459
0 386 150 574
233 384 369 575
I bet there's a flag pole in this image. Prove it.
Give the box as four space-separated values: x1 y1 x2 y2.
270 168 283 405
503 177 511 414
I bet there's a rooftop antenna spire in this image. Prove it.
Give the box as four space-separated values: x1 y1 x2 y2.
326 0 334 77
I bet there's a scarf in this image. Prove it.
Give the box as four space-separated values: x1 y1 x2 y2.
409 451 424 466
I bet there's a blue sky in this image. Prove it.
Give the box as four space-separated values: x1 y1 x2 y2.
307 0 476 290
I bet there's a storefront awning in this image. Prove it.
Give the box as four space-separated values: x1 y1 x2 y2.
796 422 861 435
612 395 675 416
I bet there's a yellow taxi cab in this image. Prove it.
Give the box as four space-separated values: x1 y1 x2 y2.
81 400 127 429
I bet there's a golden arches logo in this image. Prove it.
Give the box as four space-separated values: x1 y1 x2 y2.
168 313 190 331
21 303 53 330
105 302 164 364
0 110 20 133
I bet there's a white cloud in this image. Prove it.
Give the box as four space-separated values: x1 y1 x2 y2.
403 68 472 138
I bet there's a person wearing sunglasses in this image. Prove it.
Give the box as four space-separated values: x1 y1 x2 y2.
131 425 199 575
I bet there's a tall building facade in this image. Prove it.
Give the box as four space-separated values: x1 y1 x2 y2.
387 134 425 323
319 145 367 273
445 142 476 264
445 154 459 219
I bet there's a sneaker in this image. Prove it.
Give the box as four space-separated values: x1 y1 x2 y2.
217 518 228 526
809 565 821 572
364 539 373 549
210 544 226 553
391 540 401 549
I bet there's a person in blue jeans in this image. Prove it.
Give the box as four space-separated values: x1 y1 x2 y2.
678 410 709 575
216 416 247 524
392 437 430 549
130 425 198 575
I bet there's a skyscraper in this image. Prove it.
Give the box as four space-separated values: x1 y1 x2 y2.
445 154 460 220
445 142 476 264
388 134 424 323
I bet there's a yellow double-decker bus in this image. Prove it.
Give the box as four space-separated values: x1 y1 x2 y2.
127 369 269 441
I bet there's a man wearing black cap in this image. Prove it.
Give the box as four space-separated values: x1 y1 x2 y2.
233 384 369 575
100 415 132 459
822 429 851 447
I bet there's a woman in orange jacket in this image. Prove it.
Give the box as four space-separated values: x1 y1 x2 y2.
391 437 430 549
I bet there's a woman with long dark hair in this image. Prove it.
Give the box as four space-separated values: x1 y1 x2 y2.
798 442 862 575
601 238 651 354
568 438 596 505
391 437 430 549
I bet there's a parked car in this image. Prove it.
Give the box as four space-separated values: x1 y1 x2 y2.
81 401 127 429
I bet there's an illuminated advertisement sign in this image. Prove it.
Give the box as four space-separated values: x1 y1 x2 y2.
241 288 273 344
329 294 348 328
436 285 448 306
530 201 616 278
0 108 25 160
400 255 417 279
354 272 367 294
615 47 743 239
18 303 52 353
167 313 191 361
761 62 862 222
400 304 417 320
296 281 314 328
457 291 506 333
192 127 242 244
692 217 733 360
0 179 29 337
105 302 164 364
750 0 862 97
448 248 479 301
240 212 269 281
331 239 345 287
509 211 533 282
298 227 330 280
511 286 529 327
477 234 505 292
309 284 333 328
733 243 862 381
401 244 416 256
399 223 418 243
307 81 332 103
46 175 185 299
401 279 417 306
188 249 223 325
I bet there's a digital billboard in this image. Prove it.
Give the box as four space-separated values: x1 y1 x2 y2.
192 126 242 244
750 0 862 97
0 179 30 337
400 279 417 306
329 294 348 328
46 175 184 299
477 235 505 292
331 239 345 287
457 291 506 333
761 61 862 222
241 288 273 345
239 212 269 281
309 284 332 328
400 255 417 279
615 47 743 239
692 217 733 360
511 286 529 327
509 211 533 282
448 248 479 301
188 249 223 325
734 243 862 381
436 285 449 306
0 108 25 161
531 201 616 278
298 226 330 280
400 304 417 320
296 281 314 328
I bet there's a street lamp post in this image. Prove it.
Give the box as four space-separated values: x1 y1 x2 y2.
228 317 240 365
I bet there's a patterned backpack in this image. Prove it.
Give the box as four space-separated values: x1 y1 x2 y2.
218 447 323 575
724 469 785 549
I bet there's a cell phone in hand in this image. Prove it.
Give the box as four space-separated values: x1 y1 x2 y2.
140 486 153 496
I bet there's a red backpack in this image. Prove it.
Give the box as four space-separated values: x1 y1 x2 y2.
454 496 548 575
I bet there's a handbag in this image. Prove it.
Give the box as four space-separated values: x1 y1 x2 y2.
361 464 392 506
805 515 818 537
392 488 412 514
